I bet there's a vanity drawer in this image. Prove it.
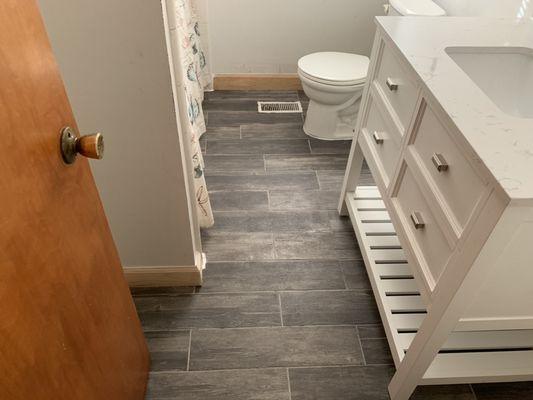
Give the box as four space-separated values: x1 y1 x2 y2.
393 165 454 287
375 42 418 133
410 104 487 230
361 92 401 186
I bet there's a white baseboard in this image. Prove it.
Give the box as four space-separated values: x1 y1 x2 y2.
123 265 203 288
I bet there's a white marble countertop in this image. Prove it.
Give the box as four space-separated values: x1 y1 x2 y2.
376 16 533 202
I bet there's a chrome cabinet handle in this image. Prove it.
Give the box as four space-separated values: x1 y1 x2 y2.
410 211 425 230
386 78 399 91
373 131 384 144
431 153 449 172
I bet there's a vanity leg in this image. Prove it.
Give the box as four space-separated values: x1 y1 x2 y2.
338 140 365 216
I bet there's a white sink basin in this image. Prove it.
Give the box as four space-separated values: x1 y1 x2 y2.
446 47 533 119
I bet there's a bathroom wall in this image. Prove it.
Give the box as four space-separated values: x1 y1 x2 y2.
207 0 385 74
435 0 533 17
38 0 201 272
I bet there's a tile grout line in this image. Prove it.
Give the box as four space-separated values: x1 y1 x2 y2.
186 329 192 371
286 368 293 400
355 326 368 366
469 384 478 400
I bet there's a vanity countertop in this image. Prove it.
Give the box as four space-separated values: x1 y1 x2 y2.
376 16 533 202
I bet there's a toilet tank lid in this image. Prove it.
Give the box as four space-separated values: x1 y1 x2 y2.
298 52 369 84
389 0 446 16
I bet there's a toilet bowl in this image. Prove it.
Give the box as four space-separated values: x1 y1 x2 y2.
298 52 369 140
298 0 446 141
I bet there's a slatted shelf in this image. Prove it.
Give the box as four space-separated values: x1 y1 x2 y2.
345 186 533 382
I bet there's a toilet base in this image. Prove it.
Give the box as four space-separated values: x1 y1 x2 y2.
303 97 362 141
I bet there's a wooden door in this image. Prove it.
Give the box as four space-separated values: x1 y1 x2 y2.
0 1 149 399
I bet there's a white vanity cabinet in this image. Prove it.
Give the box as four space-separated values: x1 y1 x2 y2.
340 21 533 400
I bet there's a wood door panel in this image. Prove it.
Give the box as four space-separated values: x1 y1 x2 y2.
0 1 149 399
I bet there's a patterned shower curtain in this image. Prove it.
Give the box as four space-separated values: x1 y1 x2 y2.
172 0 214 228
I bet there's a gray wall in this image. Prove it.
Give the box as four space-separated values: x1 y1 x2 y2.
38 0 199 268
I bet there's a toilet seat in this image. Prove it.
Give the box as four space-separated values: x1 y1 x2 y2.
298 52 369 86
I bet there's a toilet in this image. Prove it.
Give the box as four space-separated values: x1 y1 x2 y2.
298 0 446 140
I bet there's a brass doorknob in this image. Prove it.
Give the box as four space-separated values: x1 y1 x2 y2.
60 126 104 164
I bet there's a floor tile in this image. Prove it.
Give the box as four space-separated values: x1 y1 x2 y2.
309 139 352 154
317 170 348 190
199 260 346 292
357 324 387 339
207 138 310 155
203 99 258 112
340 259 372 290
210 191 269 211
201 126 241 141
411 385 476 400
206 172 319 191
274 231 361 260
206 90 299 102
265 154 348 172
329 212 355 232
131 286 195 296
280 290 380 326
360 338 394 365
146 368 290 400
189 326 363 370
473 382 533 399
241 123 308 140
288 365 395 400
208 111 302 127
145 331 190 372
269 190 340 210
203 155 265 174
201 232 275 262
135 293 281 329
211 211 331 233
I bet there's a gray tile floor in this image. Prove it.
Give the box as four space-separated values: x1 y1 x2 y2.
134 91 532 399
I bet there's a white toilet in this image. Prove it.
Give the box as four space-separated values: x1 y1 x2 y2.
298 0 446 140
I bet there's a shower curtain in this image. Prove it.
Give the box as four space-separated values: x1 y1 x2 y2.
172 0 214 228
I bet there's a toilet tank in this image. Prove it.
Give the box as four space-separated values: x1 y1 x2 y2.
433 0 533 17
388 0 446 16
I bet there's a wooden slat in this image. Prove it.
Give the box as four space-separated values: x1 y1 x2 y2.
391 314 426 332
363 223 397 235
423 351 533 384
355 186 381 198
367 235 402 249
371 248 407 263
376 264 413 279
359 210 391 223
381 279 420 296
354 198 386 210
387 296 426 313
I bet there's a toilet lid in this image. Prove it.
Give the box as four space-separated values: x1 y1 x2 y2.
298 52 369 85
389 0 446 16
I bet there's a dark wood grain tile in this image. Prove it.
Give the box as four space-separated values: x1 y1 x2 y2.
202 126 241 140
203 99 258 112
208 111 302 128
265 154 348 172
274 231 361 260
411 385 476 400
206 172 319 191
207 138 310 155
357 324 387 339
189 326 363 370
211 211 330 233
145 331 190 372
473 382 533 400
340 259 372 290
289 365 395 400
269 190 340 210
328 212 355 232
146 368 290 400
204 155 265 174
199 260 345 292
309 139 352 154
206 90 299 101
280 290 380 326
241 123 308 140
317 170 347 191
210 191 269 211
360 338 394 365
136 293 281 329
131 286 195 296
201 232 275 261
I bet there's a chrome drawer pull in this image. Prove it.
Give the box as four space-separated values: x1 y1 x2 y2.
410 212 425 230
432 153 449 172
373 131 384 145
386 78 399 91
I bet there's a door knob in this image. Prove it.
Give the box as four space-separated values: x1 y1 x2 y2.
60 126 104 164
